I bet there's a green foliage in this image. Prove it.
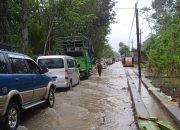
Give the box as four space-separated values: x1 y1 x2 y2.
142 0 180 76
97 44 114 58
28 21 46 54
0 0 116 57
113 51 120 58
118 42 130 56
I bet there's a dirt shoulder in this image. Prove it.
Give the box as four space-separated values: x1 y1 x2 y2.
149 78 180 100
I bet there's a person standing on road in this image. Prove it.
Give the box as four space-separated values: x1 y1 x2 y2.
96 61 102 77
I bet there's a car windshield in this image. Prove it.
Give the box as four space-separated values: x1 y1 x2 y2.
38 58 64 69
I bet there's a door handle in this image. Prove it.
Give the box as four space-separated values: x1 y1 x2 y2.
32 77 36 79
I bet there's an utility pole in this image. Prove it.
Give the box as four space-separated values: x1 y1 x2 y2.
135 3 141 78
140 29 142 59
140 29 142 45
131 40 133 51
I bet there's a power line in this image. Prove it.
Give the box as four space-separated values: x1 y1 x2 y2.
127 0 141 44
141 25 149 33
128 10 136 44
140 23 146 30
140 22 148 30
114 0 141 10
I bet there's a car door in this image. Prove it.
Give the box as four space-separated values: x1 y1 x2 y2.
26 59 49 101
0 53 12 96
66 58 75 85
8 55 34 104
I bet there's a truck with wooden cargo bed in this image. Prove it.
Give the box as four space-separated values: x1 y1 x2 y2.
55 36 94 79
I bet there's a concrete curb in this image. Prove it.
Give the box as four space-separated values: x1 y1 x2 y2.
125 71 161 130
127 77 149 116
141 77 180 128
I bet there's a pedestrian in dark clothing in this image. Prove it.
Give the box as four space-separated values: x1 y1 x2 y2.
97 62 102 77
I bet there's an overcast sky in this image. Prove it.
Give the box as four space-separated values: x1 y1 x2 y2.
107 0 153 52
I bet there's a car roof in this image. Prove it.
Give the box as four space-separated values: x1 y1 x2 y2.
0 50 32 60
37 55 74 59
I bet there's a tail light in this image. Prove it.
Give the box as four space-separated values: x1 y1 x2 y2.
65 69 68 79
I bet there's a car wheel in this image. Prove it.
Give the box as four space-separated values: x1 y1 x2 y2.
47 88 55 108
77 78 80 85
5 103 20 130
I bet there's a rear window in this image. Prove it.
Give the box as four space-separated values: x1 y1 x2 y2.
38 58 64 69
67 59 75 68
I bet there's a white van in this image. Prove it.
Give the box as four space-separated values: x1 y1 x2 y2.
37 55 80 89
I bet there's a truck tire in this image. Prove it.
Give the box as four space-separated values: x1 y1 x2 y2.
84 71 89 79
5 102 20 130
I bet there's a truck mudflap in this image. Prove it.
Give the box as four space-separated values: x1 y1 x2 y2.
79 70 89 79
80 71 86 78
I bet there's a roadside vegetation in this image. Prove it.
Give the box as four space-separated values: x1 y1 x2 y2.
140 0 180 100
141 0 180 77
118 42 130 57
0 0 116 58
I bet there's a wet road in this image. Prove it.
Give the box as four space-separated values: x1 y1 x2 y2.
18 63 136 130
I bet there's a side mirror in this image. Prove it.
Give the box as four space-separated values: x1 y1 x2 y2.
78 64 80 68
41 67 48 74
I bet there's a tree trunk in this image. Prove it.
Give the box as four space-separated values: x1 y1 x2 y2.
21 0 28 51
43 17 54 55
0 0 5 42
36 0 41 25
0 0 9 42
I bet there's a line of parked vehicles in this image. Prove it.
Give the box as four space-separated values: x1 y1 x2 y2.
0 43 82 130
0 40 118 129
96 57 117 69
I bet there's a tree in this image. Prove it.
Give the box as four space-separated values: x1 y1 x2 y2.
0 0 116 58
140 0 180 76
0 0 8 42
97 43 114 58
118 42 130 56
21 0 29 51
113 51 120 58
